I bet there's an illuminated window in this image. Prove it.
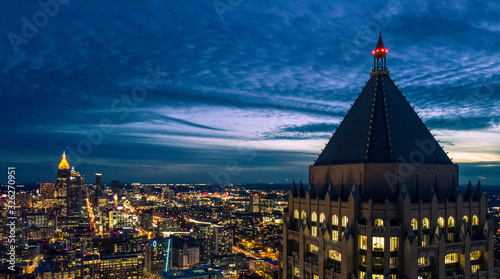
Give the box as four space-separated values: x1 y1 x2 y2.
309 244 319 254
311 212 317 236
390 256 397 268
313 275 319 279
390 237 398 251
418 256 432 279
437 217 444 229
294 210 299 219
463 215 469 224
360 254 366 266
342 216 348 227
470 250 481 260
448 216 455 227
359 235 367 250
301 211 307 220
374 219 383 226
332 215 339 242
329 250 341 261
327 249 341 272
373 236 384 251
422 218 429 229
411 218 418 231
448 216 455 242
445 253 458 264
311 212 317 222
418 257 430 266
311 226 317 236
332 228 338 242
319 213 326 224
421 218 430 246
472 215 479 226
294 267 300 278
470 251 481 274
332 215 339 225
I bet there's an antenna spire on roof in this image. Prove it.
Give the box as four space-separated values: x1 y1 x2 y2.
371 33 389 77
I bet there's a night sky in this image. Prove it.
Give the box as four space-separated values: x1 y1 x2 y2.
1 1 499 185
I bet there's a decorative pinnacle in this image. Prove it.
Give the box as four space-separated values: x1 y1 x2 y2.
372 33 388 56
370 33 390 77
58 150 70 170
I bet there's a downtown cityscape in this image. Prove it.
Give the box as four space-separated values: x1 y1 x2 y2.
2 152 288 278
2 1 500 279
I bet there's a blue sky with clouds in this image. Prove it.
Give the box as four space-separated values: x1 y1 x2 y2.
1 0 499 185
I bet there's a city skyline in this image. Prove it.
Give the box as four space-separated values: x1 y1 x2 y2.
1 1 500 184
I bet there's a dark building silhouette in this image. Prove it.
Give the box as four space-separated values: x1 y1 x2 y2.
111 180 120 193
95 173 102 194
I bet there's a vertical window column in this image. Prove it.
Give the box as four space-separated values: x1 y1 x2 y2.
359 235 367 275
372 236 384 276
331 215 339 242
421 218 430 246
389 237 398 277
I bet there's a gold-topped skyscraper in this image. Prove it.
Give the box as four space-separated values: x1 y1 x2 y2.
280 34 496 279
54 151 84 218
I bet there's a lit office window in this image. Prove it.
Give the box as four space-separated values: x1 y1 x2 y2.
373 237 384 251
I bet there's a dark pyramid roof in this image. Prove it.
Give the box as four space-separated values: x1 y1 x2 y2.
315 74 452 165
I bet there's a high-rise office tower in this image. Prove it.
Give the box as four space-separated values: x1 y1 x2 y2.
281 35 496 279
96 173 102 195
250 193 260 213
132 183 140 197
66 167 84 218
55 151 72 215
55 151 84 218
40 182 55 200
55 151 71 196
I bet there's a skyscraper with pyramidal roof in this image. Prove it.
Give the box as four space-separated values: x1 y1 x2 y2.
280 34 497 279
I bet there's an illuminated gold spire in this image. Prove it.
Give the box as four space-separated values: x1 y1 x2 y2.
58 151 70 170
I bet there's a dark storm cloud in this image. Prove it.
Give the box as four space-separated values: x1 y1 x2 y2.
1 0 499 184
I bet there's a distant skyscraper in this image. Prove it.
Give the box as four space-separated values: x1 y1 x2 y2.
281 34 496 279
250 193 260 213
66 167 84 218
171 237 200 268
217 227 234 256
54 151 84 218
55 151 71 196
55 151 72 215
132 183 140 197
144 238 170 276
40 182 54 200
96 173 102 193
111 180 120 193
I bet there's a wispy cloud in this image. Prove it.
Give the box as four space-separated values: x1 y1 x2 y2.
1 1 499 184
